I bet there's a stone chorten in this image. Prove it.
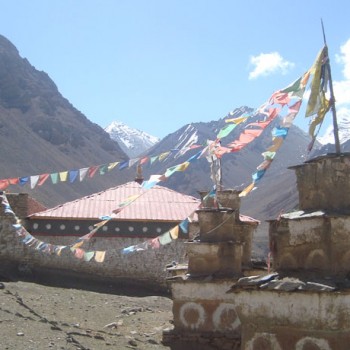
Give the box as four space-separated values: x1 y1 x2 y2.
163 189 259 350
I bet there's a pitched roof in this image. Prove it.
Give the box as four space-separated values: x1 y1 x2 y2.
29 182 200 222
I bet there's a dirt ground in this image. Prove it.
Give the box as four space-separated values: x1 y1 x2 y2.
0 281 174 350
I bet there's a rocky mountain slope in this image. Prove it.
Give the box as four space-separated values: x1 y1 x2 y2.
140 107 320 220
0 34 132 208
105 120 159 158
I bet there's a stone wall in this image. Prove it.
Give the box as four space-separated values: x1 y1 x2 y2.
168 280 350 350
0 193 194 291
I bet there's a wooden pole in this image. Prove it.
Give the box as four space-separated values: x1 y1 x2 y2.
321 19 341 154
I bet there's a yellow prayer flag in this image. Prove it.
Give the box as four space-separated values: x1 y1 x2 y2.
94 251 106 263
108 162 119 171
267 137 284 152
306 46 328 117
176 162 190 172
239 183 255 197
59 171 68 182
169 226 179 240
159 151 170 161
94 219 109 228
225 116 248 124
72 241 84 249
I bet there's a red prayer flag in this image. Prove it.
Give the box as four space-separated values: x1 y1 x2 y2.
88 166 99 178
0 179 9 190
38 174 50 186
8 178 19 185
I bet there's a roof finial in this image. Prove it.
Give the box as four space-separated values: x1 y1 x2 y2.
135 164 144 185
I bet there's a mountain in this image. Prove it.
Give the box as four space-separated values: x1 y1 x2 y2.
140 106 321 220
105 121 159 158
0 34 132 208
316 112 350 153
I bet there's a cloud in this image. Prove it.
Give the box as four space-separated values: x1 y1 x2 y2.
334 38 350 106
248 52 294 80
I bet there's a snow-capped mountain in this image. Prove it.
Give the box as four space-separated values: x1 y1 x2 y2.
317 109 350 145
105 121 160 158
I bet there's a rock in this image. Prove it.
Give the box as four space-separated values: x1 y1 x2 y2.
128 339 138 347
103 322 118 329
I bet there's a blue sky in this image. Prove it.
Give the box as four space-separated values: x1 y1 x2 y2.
1 0 350 139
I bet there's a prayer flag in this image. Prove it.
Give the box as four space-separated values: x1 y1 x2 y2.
122 245 136 254
84 251 95 262
8 178 19 185
169 226 179 240
88 166 98 178
159 152 170 161
149 238 160 249
179 218 190 234
38 173 50 186
69 170 79 183
118 160 129 170
72 241 84 249
0 179 9 190
216 123 237 139
107 162 119 171
74 248 85 259
159 232 173 245
239 183 255 197
30 175 40 189
19 177 29 186
59 171 68 182
140 157 149 165
94 251 106 263
50 173 59 184
79 168 89 181
306 46 329 117
99 165 108 175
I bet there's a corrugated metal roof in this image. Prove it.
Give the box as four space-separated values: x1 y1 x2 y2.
30 182 201 222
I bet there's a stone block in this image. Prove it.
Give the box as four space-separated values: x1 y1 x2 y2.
186 241 242 276
291 154 350 212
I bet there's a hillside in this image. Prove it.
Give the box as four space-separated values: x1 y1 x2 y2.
141 107 320 220
0 35 133 207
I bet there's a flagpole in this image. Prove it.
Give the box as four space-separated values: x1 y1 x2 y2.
321 19 341 155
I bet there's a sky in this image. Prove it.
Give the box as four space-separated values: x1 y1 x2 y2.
1 1 350 139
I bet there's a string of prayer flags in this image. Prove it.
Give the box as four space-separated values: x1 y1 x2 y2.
240 72 310 197
0 192 107 263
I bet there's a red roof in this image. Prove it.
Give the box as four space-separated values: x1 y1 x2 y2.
30 182 201 222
